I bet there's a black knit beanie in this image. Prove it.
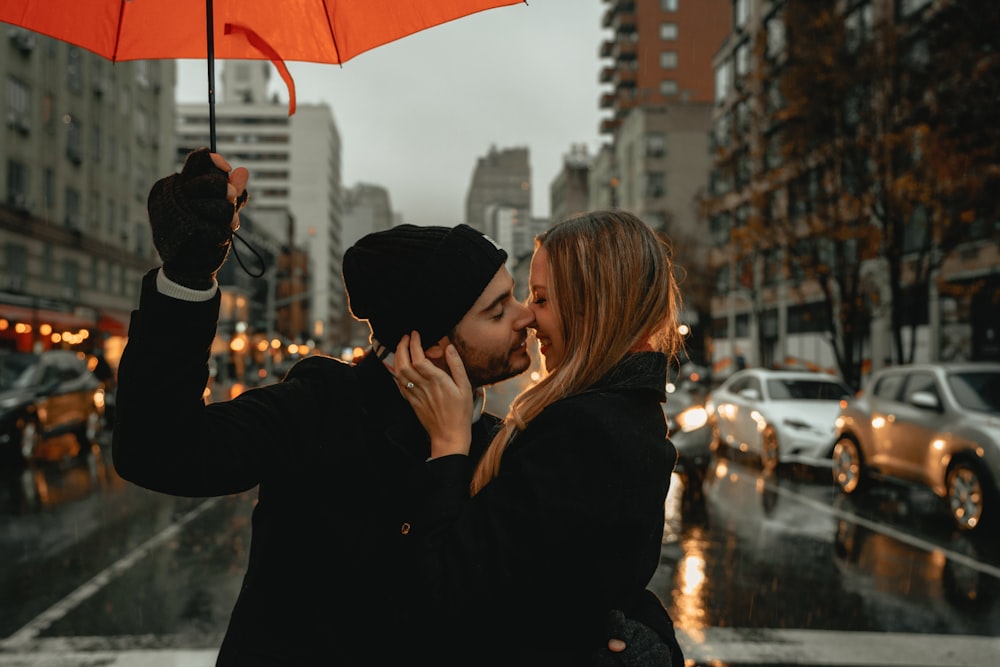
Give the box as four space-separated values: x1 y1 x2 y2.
343 224 508 350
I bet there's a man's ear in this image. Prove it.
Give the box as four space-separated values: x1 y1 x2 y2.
424 335 452 360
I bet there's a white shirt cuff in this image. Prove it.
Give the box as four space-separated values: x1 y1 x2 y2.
156 268 218 302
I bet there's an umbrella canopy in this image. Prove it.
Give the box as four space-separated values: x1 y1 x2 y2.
1 0 524 63
1 0 525 148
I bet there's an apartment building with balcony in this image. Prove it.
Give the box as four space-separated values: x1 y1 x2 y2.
595 1 730 226
1 28 176 362
703 0 1000 385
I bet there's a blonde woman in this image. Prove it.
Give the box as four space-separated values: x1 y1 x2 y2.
395 210 685 665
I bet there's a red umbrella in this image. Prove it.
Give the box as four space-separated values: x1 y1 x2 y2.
1 0 525 150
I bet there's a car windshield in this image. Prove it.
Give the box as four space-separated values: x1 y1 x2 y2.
767 378 852 401
0 354 40 391
946 371 1000 414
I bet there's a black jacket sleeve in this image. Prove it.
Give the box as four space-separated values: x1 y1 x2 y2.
112 269 354 497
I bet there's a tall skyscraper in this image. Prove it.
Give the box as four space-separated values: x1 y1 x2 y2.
177 62 344 350
464 144 531 236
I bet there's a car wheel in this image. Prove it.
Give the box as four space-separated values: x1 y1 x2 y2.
832 436 865 494
18 420 38 462
761 427 779 476
946 461 989 532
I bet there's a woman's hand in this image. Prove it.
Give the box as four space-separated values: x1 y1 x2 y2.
394 331 474 459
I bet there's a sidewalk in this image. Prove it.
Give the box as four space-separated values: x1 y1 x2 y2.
2 630 999 666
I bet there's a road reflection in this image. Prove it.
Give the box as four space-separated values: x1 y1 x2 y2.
659 453 1000 636
0 443 122 516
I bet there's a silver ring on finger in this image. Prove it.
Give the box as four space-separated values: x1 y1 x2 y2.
405 381 415 390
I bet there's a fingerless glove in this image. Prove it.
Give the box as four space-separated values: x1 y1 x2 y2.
148 147 236 290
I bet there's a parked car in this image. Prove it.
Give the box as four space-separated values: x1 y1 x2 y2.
832 361 1000 532
0 350 105 465
707 368 853 474
664 380 713 501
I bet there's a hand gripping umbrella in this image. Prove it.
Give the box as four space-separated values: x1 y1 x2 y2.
0 0 526 151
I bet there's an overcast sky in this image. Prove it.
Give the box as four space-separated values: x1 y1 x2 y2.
175 0 606 228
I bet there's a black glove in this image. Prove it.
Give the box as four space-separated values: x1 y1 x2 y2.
147 147 238 290
591 610 673 667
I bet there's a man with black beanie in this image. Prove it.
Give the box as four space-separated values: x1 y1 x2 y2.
114 149 674 665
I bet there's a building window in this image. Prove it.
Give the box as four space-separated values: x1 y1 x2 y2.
65 115 83 164
88 190 100 229
645 132 667 158
42 245 53 280
660 80 679 96
765 12 785 59
91 124 101 162
134 60 149 88
645 172 666 198
846 2 873 53
5 243 28 289
66 47 83 94
134 106 148 146
715 60 732 101
661 0 678 11
6 160 28 210
5 76 30 130
734 0 750 30
660 51 678 69
62 260 80 301
660 22 678 40
65 187 81 230
735 41 750 78
43 168 55 211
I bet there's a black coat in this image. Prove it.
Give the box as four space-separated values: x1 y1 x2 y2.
411 352 681 665
113 269 502 665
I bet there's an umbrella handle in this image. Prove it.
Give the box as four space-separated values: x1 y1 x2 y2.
206 0 216 152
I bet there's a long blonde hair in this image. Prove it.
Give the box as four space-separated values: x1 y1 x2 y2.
470 210 683 494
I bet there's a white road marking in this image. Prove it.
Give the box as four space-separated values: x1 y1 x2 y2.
0 498 220 649
770 482 1000 579
677 628 1000 666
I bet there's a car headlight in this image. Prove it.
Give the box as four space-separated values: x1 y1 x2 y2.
781 418 812 431
675 405 709 432
0 397 21 409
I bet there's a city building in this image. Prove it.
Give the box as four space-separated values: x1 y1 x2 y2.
703 0 1000 386
340 182 395 351
1 29 176 365
598 0 730 137
176 61 344 353
549 143 592 223
593 0 731 362
465 144 531 247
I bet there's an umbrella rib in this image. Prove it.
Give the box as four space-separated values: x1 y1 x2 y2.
321 0 343 65
112 0 128 61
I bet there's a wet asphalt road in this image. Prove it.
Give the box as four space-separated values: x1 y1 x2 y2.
1 436 999 666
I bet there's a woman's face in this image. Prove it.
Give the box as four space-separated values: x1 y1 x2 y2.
528 246 566 371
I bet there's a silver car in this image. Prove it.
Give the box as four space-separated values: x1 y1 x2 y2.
832 362 1000 532
707 368 853 474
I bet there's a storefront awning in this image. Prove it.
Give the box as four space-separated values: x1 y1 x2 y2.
0 303 95 332
97 313 129 337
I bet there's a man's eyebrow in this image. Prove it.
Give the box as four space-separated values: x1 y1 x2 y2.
478 283 514 314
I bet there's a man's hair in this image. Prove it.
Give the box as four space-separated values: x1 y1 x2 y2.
471 210 683 493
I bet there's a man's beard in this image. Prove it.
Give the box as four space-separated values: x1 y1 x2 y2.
453 332 530 388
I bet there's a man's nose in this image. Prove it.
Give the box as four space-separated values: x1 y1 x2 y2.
513 301 535 329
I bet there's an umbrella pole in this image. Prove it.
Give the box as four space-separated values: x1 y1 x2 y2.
206 0 217 152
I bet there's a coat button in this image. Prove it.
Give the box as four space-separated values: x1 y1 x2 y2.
400 522 411 535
